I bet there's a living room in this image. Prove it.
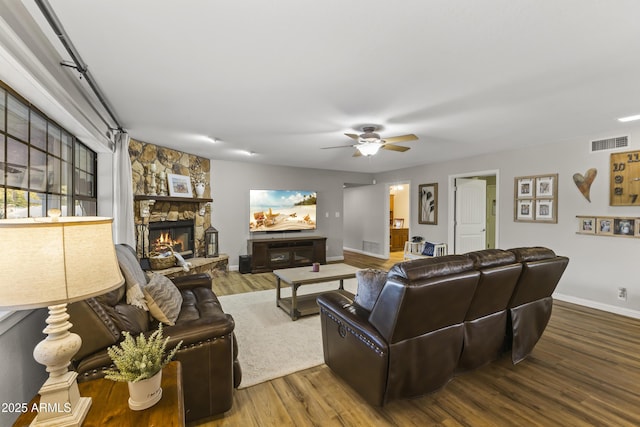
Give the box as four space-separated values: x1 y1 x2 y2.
2 1 640 426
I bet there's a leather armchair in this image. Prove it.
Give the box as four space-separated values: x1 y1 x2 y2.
318 255 480 406
67 244 241 422
507 247 569 364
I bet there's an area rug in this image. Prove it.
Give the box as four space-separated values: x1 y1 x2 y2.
218 279 358 388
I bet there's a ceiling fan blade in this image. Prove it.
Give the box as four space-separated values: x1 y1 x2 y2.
321 144 356 149
382 134 418 144
381 144 410 152
345 133 360 140
352 150 362 157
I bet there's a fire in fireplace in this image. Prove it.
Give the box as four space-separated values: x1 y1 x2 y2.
148 220 195 258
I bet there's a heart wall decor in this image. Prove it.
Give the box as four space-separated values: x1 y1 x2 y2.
573 168 597 202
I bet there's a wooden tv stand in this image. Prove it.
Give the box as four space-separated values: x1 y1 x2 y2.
248 236 327 273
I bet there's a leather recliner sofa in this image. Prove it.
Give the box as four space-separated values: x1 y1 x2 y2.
317 247 568 406
67 244 241 422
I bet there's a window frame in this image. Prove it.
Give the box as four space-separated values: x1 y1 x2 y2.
1 81 98 219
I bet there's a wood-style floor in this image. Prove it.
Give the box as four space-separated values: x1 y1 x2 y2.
191 251 640 427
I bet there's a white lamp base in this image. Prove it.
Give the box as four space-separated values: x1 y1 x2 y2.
31 304 92 427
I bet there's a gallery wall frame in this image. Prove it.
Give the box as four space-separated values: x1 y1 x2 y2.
576 215 640 238
418 183 438 225
514 173 558 223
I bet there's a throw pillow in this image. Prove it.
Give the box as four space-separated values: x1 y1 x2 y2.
143 274 183 325
421 241 436 256
354 269 387 311
115 245 149 311
127 283 149 311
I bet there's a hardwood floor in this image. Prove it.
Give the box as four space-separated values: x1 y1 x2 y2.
191 251 640 427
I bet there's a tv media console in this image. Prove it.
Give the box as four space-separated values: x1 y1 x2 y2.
248 236 327 273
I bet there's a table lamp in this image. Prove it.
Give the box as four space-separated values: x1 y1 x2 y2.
0 215 124 426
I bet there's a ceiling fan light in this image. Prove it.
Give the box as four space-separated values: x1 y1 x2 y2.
357 142 382 156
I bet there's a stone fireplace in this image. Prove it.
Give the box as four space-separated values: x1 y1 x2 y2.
128 139 228 276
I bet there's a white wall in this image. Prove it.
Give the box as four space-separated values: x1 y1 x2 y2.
211 160 372 268
373 132 640 317
343 184 389 257
0 310 48 426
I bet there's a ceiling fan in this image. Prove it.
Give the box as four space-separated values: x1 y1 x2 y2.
322 126 419 157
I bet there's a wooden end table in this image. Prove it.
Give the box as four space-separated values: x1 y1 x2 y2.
13 361 185 427
274 263 359 320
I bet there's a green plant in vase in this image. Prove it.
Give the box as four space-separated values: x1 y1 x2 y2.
105 324 182 382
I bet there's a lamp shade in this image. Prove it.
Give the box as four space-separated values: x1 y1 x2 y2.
0 216 124 310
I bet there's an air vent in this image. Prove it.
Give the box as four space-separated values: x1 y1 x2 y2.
591 136 628 152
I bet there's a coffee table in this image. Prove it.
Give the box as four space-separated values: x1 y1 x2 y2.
273 263 360 320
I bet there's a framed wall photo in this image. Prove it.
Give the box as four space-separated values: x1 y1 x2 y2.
596 217 613 235
517 178 535 198
516 199 533 220
536 199 555 221
514 173 558 223
578 217 595 234
537 176 554 197
418 183 438 224
393 218 404 228
613 218 635 236
167 173 193 198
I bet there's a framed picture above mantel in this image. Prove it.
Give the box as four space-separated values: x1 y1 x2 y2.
514 174 558 223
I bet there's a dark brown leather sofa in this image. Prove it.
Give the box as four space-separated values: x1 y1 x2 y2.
458 249 522 371
317 247 568 406
318 255 481 405
67 245 241 422
507 247 570 363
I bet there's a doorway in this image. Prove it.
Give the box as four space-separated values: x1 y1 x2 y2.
447 170 499 254
389 183 409 256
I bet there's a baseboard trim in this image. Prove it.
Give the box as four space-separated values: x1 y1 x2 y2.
342 247 388 260
553 292 640 319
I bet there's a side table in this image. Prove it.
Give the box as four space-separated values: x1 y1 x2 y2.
13 361 185 427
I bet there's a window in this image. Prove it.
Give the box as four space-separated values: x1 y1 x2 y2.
0 82 97 219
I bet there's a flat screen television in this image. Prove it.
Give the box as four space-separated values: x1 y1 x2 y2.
249 189 317 232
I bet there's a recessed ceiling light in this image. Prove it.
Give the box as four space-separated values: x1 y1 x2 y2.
618 114 640 122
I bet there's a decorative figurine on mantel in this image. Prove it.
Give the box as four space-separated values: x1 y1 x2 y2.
158 170 167 196
147 163 157 196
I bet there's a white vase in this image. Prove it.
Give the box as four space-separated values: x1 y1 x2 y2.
127 370 163 411
195 182 205 198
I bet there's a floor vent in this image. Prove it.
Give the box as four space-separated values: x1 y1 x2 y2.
591 136 628 152
363 240 379 253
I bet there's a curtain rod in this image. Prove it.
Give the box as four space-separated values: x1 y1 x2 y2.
34 0 124 134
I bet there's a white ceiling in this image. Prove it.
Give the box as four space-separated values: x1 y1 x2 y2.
29 0 640 173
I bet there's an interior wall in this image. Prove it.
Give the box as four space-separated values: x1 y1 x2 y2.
211 160 372 268
375 129 640 317
343 183 388 257
0 309 48 426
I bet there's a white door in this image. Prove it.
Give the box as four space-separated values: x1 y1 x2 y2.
454 178 487 254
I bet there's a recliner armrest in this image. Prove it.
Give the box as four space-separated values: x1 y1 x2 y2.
317 292 387 354
172 273 213 290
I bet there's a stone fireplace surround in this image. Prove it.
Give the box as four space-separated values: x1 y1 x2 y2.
129 139 228 276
